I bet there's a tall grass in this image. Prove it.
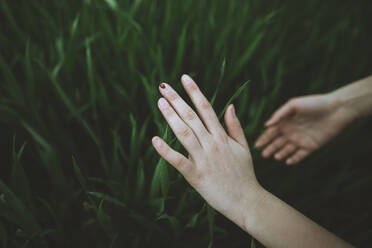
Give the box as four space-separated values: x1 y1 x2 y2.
0 0 371 247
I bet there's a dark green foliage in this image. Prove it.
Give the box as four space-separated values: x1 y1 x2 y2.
0 0 371 247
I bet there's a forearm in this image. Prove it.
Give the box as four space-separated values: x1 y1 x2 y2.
239 186 353 248
329 75 372 120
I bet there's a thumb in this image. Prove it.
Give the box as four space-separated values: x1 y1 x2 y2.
265 100 296 127
224 104 249 149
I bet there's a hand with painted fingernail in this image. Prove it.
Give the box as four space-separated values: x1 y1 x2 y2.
151 75 354 248
255 94 355 165
152 74 260 229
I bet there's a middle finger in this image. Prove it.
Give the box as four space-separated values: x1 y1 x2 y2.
159 83 210 146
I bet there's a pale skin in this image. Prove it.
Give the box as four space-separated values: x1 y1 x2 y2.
151 74 354 247
255 75 372 165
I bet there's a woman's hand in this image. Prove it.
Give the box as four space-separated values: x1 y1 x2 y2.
151 74 260 229
151 75 353 247
255 94 355 165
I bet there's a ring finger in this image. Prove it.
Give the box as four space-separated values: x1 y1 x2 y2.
157 98 202 157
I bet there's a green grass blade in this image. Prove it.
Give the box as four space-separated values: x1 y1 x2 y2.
210 57 226 106
0 55 25 107
104 0 117 10
250 238 256 248
135 159 145 201
172 21 189 77
206 204 216 248
10 136 32 204
49 74 100 147
72 156 88 191
88 192 127 208
150 126 170 199
0 180 40 235
97 200 115 240
218 80 250 120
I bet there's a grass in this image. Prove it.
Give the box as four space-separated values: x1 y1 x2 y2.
0 0 372 247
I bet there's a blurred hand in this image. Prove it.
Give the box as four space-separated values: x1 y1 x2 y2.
255 94 355 165
152 75 260 228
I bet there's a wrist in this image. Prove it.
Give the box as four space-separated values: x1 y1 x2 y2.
327 75 372 121
326 90 360 123
237 182 267 233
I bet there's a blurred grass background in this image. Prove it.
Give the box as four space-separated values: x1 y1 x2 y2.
0 0 372 247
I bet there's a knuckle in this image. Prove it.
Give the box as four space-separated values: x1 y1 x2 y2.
187 81 199 91
191 168 205 184
184 109 196 121
195 171 205 182
162 144 169 156
208 142 222 154
175 157 185 168
176 158 193 175
168 91 178 101
179 127 193 138
215 132 228 143
200 100 211 110
162 105 173 116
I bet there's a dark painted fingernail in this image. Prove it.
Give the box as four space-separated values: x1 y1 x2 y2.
160 83 166 89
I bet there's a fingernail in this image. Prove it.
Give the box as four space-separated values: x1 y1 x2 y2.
255 140 261 147
182 74 192 84
230 104 236 118
160 83 166 89
152 137 161 147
